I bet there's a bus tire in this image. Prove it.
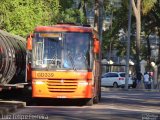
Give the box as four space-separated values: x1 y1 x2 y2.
98 84 101 101
86 98 93 106
98 91 102 102
93 95 99 104
99 91 101 101
94 89 101 104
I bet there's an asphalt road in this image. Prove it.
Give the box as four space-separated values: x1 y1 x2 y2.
0 88 160 120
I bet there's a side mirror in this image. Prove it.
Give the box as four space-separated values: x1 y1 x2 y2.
94 40 100 53
27 34 33 50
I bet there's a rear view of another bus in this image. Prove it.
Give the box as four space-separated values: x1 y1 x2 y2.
26 23 101 105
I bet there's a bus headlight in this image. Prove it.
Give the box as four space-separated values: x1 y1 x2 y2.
33 81 45 85
78 81 88 86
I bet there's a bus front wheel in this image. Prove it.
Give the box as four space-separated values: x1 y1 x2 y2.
86 98 93 106
93 95 99 104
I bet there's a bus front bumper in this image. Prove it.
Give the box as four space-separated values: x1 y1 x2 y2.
32 79 93 99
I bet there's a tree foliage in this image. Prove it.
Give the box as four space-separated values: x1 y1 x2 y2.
0 0 53 36
102 0 129 58
142 0 157 15
0 0 86 37
102 0 160 80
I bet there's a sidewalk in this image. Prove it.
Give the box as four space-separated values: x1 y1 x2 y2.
0 101 26 115
101 87 160 92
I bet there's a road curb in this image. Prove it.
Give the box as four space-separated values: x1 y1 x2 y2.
101 87 160 92
0 101 26 115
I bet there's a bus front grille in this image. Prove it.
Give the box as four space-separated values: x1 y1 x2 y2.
47 79 78 92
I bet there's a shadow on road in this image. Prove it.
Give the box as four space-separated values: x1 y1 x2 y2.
0 90 89 106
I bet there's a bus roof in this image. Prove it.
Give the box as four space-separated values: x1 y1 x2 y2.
34 24 93 33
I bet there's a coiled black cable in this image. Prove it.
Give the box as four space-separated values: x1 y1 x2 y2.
0 30 26 84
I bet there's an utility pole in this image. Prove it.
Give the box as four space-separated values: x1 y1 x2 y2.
125 0 132 90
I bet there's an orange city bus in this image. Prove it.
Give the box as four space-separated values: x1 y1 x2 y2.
26 23 101 105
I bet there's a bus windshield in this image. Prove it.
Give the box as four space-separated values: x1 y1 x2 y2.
32 32 92 70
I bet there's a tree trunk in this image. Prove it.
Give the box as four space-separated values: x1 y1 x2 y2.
131 0 141 73
98 0 103 43
156 37 160 89
94 0 99 32
94 0 103 42
146 35 151 71
157 64 160 89
135 16 141 72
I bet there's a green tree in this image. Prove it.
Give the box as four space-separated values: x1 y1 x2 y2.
0 0 86 37
142 0 160 87
102 0 129 58
131 0 157 73
0 0 55 36
103 0 157 65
